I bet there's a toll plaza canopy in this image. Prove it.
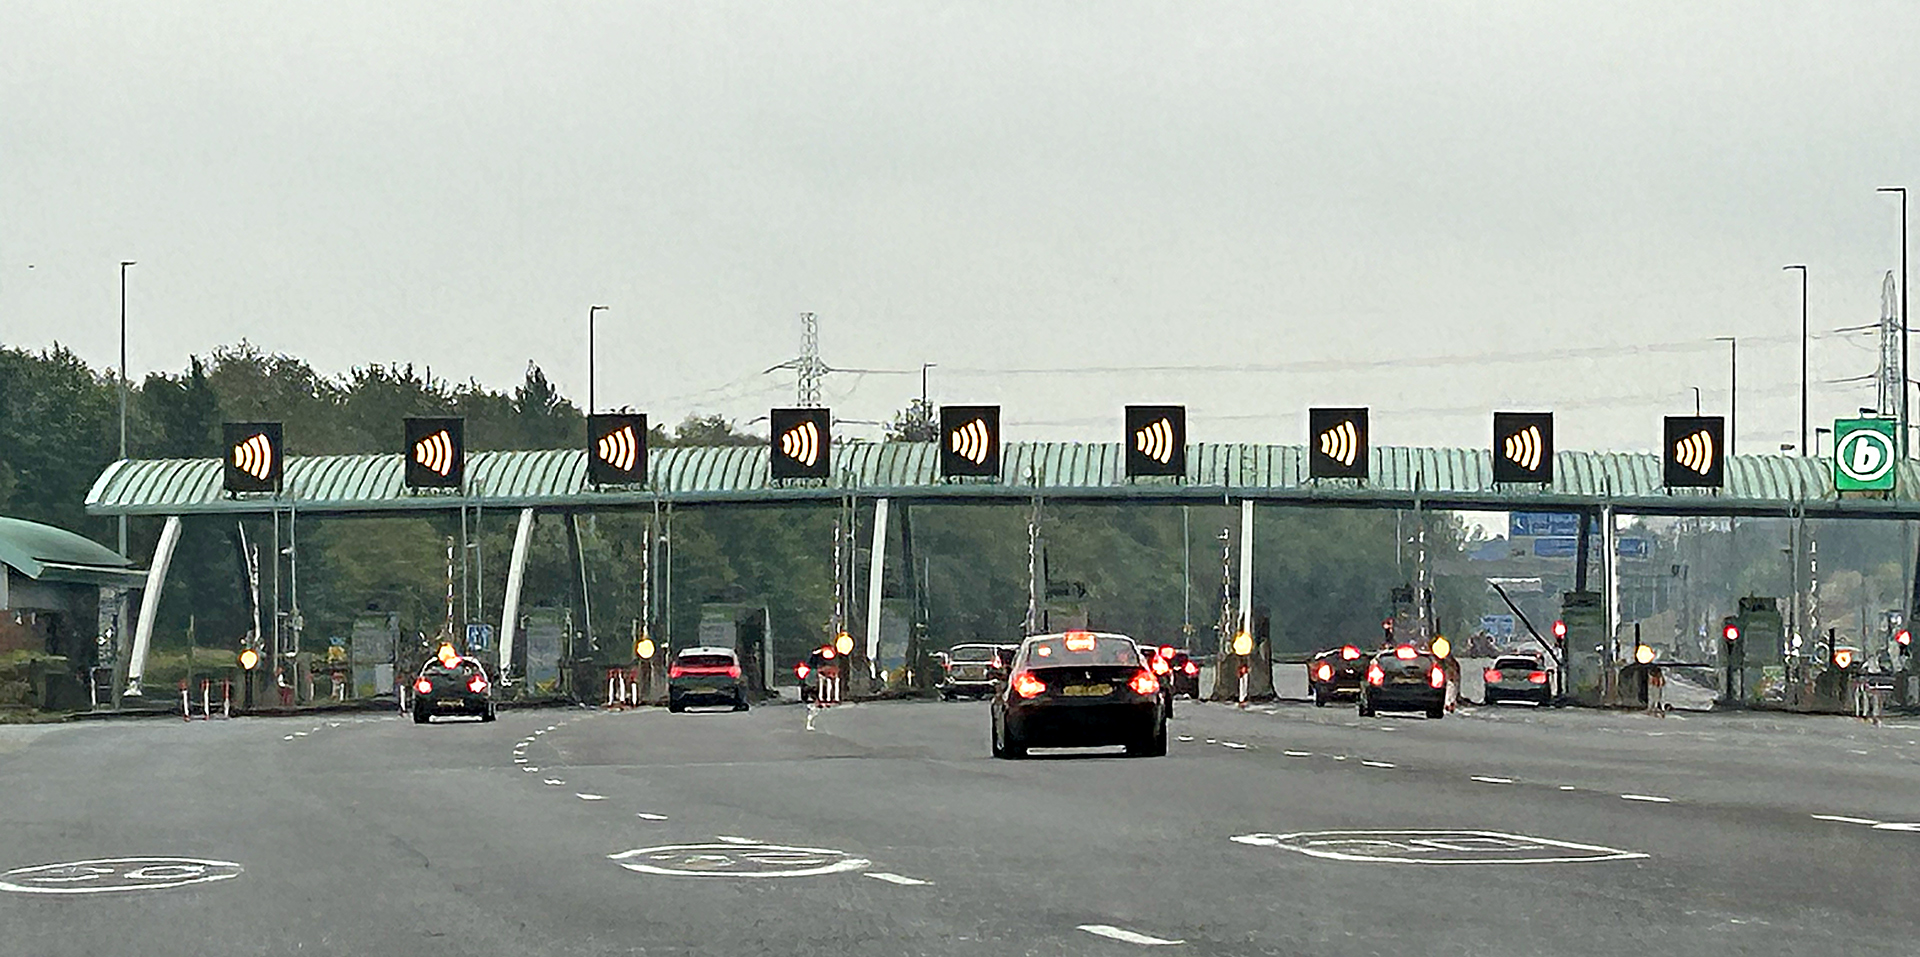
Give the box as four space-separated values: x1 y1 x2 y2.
81 443 1920 519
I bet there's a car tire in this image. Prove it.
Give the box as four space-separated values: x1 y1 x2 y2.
1313 689 1327 708
990 715 1006 758
1001 722 1028 759
1165 696 1175 720
1358 697 1375 718
1129 721 1168 758
412 708 429 725
1484 691 1498 706
481 704 496 722
667 698 684 714
1426 703 1445 720
733 697 749 712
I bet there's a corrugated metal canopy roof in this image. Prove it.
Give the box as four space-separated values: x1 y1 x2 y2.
0 515 146 588
81 443 1917 518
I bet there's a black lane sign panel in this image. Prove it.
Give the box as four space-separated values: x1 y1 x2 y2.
770 408 832 480
1493 412 1554 483
222 422 283 493
1662 416 1725 489
588 413 648 485
940 405 1001 478
1309 407 1369 480
404 417 465 489
1124 406 1186 477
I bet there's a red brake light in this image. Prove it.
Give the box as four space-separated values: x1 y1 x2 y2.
1157 645 1175 659
1183 662 1198 675
1151 657 1170 674
1528 670 1549 684
1367 663 1384 686
414 678 433 694
468 676 488 693
1485 669 1503 683
1064 632 1097 651
726 664 741 679
1129 670 1161 696
1315 663 1333 681
1429 665 1446 688
795 663 810 679
1012 672 1047 698
821 647 837 660
1341 645 1360 660
1395 645 1418 660
668 665 686 679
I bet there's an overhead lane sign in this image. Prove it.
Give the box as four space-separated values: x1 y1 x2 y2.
1493 412 1553 483
1833 417 1897 491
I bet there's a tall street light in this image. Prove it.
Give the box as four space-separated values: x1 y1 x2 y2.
587 304 608 414
117 260 136 557
1879 187 1908 457
1715 336 1737 457
1785 264 1807 456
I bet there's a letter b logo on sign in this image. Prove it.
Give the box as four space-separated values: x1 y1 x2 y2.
1833 417 1897 491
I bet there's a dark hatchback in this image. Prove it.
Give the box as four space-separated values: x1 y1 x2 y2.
1358 644 1447 719
1308 644 1369 706
992 632 1168 759
669 647 748 712
412 657 496 724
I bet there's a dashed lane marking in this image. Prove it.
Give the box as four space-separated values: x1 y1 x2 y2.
1222 742 1249 750
282 735 294 740
1620 794 1671 804
1872 822 1920 831
543 779 565 786
1811 815 1880 825
1472 776 1513 785
1176 736 1194 742
1361 760 1396 769
1558 785 1576 791
865 872 931 886
715 836 760 845
1078 925 1184 946
1283 750 1312 757
513 758 527 764
576 793 606 801
636 813 669 821
522 767 539 773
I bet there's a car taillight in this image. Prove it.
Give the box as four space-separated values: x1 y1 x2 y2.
1183 662 1198 675
795 663 810 679
1341 645 1360 660
726 665 741 679
1129 670 1160 696
414 678 433 694
1151 657 1171 675
468 676 488 693
668 665 686 679
1315 663 1333 681
1528 670 1549 684
1485 669 1503 683
1157 645 1175 660
1367 664 1384 686
1395 645 1418 660
1012 672 1047 698
1429 666 1446 688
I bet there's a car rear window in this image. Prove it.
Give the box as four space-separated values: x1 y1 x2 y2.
1023 635 1141 667
1494 658 1540 671
949 645 997 662
677 653 735 668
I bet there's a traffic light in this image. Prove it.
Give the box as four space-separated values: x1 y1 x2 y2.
1124 406 1186 477
1722 621 1740 643
1309 408 1369 480
1897 629 1913 648
1552 620 1567 640
834 632 855 655
939 405 1001 478
1492 412 1554 483
587 413 649 486
404 417 465 489
238 648 260 671
222 422 284 493
1663 416 1726 489
770 408 832 480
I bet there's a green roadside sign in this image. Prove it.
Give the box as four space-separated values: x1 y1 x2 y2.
1833 417 1897 491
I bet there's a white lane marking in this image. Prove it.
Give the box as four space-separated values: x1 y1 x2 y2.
715 835 762 845
576 793 605 801
1871 822 1920 831
1848 749 1870 755
282 735 294 741
546 725 557 731
1811 814 1880 825
0 857 245 895
1332 755 1348 761
513 758 527 764
1558 785 1577 791
865 872 931 886
522 767 539 772
1176 736 1194 742
1472 776 1513 785
1283 750 1312 757
1361 760 1396 769
293 732 308 737
1233 829 1647 865
1078 924 1184 946
534 730 546 736
327 722 340 728
1204 738 1217 744
543 779 565 786
1222 742 1249 750
1620 794 1671 803
636 813 669 821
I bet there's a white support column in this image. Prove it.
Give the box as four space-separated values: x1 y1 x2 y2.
1237 500 1255 635
865 498 890 662
125 515 182 695
498 508 536 682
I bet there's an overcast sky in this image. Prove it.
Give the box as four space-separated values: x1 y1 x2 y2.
5 2 1920 454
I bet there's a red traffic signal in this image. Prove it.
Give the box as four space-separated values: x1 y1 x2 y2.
1723 623 1741 642
1551 620 1567 639
1897 630 1912 647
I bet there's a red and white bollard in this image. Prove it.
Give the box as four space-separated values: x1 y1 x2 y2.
181 680 191 721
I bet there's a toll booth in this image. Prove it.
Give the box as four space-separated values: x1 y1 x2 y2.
1728 597 1783 706
1559 590 1605 704
698 603 773 699
350 611 398 699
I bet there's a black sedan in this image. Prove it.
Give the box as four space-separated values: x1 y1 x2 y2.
1357 644 1446 719
1308 644 1368 706
412 656 496 724
992 632 1168 759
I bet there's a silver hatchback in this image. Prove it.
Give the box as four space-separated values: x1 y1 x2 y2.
1482 654 1552 706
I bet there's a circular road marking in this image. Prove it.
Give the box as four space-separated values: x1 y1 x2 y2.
609 842 871 879
1232 829 1646 865
0 857 243 894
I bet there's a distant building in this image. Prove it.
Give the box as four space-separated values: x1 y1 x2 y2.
0 516 147 665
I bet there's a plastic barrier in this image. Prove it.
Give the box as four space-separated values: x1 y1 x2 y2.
180 679 232 720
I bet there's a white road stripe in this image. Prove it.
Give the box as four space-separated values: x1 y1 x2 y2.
865 872 931 886
521 767 539 772
636 813 669 821
513 758 527 764
1078 924 1184 946
1176 736 1194 742
1811 814 1881 825
1332 755 1348 761
1620 794 1671 803
715 835 761 845
1361 760 1395 769
575 793 605 801
1871 822 1920 831
1472 776 1513 785
283 735 294 740
543 779 565 786
1558 785 1576 791
1222 742 1249 750
1283 750 1312 757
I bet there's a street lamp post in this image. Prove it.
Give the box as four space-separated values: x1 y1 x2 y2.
117 260 135 557
587 305 608 414
1879 187 1908 457
1785 265 1807 456
1731 337 1739 456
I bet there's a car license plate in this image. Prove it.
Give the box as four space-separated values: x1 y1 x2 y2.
1062 684 1109 697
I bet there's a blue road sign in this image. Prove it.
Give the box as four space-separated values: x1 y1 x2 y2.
1509 512 1591 537
465 623 494 652
1533 537 1579 558
1617 538 1651 559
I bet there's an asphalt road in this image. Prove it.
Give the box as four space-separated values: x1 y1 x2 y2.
2 696 1918 956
